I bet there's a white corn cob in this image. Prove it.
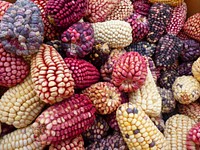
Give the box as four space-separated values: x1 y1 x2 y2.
92 20 132 48
129 67 162 117
164 114 196 150
172 75 200 104
116 102 169 150
0 125 45 150
0 74 45 128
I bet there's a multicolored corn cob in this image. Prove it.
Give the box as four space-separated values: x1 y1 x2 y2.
129 67 162 117
82 82 122 115
32 94 96 145
31 44 74 104
164 114 196 150
49 135 85 150
172 76 200 104
116 102 169 149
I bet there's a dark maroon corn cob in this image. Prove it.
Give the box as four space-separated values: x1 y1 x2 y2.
133 0 151 16
125 41 156 57
64 58 100 89
158 70 179 89
45 0 87 28
82 115 109 142
177 61 193 76
32 94 96 145
180 39 200 62
154 34 183 67
86 132 128 150
61 22 95 58
147 3 172 43
85 42 111 69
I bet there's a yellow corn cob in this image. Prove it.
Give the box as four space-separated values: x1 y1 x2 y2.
0 125 45 150
0 74 45 128
164 114 196 150
92 20 132 48
172 76 200 104
116 102 169 150
148 0 184 7
192 57 200 82
178 102 200 123
129 67 162 117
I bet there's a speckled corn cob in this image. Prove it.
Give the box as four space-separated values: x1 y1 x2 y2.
166 2 187 35
85 0 120 23
129 67 162 117
172 76 200 104
183 13 200 42
116 102 169 149
32 94 96 145
150 116 165 133
31 44 74 104
192 57 200 82
49 135 84 150
157 87 176 113
86 132 128 150
148 0 184 7
0 125 45 150
82 115 109 142
83 82 122 115
0 0 44 56
0 1 12 21
186 122 200 150
0 74 45 128
92 20 132 48
178 102 200 123
100 48 126 82
106 0 133 21
164 114 196 150
177 61 193 76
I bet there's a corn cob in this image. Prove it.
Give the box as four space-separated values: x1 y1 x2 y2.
129 67 162 117
31 44 74 104
49 135 84 150
178 102 200 123
82 82 122 114
92 20 132 48
164 114 196 150
0 74 45 128
186 122 200 150
192 57 200 82
148 0 184 7
116 102 169 150
32 94 96 145
172 76 200 104
0 1 12 21
150 116 165 133
0 125 45 150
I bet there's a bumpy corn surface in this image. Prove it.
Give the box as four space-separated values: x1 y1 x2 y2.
0 74 45 128
129 67 162 117
0 1 12 21
0 125 44 150
82 82 122 114
164 114 196 150
192 57 200 82
116 102 169 150
172 76 200 104
178 102 200 123
49 135 84 150
106 0 133 21
31 44 74 104
149 0 184 7
92 20 132 48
